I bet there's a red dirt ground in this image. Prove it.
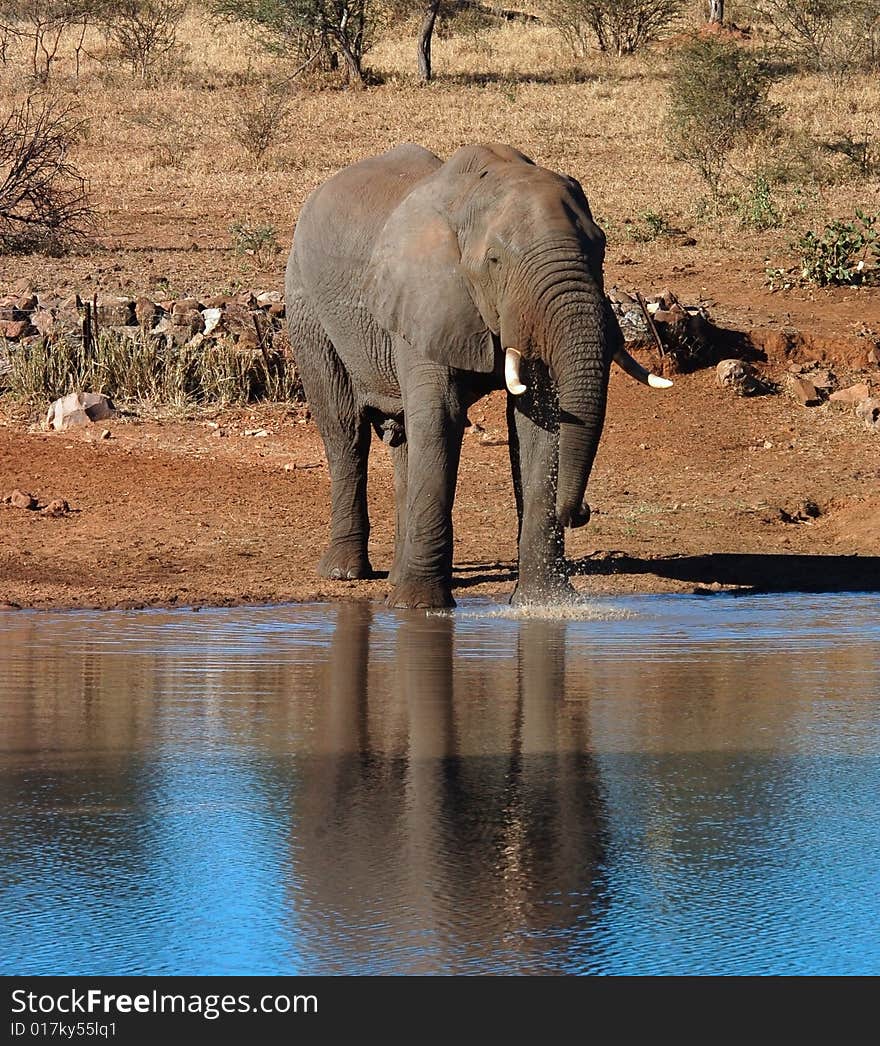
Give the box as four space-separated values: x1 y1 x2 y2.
2 279 878 610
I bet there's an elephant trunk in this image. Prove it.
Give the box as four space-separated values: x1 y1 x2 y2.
544 280 610 530
555 354 608 528
501 252 611 529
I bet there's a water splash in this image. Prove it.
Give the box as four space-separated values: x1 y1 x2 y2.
433 601 636 621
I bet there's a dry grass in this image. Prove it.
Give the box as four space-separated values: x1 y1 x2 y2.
0 9 877 295
3 329 300 406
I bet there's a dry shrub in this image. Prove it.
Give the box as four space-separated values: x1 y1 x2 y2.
0 0 92 81
223 80 294 166
750 0 880 82
0 94 93 253
98 0 187 82
542 0 684 58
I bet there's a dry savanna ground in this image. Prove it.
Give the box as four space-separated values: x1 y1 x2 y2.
0 7 878 609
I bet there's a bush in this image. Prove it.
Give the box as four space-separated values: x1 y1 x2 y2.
735 174 782 229
98 0 187 82
0 95 93 254
628 209 673 240
750 0 880 81
230 220 281 266
667 37 781 199
795 210 879 285
543 0 683 58
211 0 380 86
224 82 292 166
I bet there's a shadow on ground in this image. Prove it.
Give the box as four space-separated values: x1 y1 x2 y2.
570 553 880 594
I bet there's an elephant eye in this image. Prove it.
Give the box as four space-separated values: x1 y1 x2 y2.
487 254 499 266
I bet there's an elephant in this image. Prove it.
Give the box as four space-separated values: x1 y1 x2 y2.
285 142 671 609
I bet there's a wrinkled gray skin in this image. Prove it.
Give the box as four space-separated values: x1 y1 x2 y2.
286 142 620 609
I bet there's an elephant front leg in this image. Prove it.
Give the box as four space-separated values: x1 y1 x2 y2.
507 393 578 605
386 366 464 610
388 440 408 587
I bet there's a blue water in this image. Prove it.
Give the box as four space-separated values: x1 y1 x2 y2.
1 594 879 975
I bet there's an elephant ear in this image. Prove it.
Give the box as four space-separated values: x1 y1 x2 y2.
362 185 495 373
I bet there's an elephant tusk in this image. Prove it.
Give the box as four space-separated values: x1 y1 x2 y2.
613 345 673 389
504 348 527 396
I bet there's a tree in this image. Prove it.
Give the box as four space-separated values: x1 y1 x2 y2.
211 0 378 86
0 0 94 81
707 0 723 22
417 0 440 82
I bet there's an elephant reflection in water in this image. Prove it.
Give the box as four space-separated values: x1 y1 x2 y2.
292 604 608 974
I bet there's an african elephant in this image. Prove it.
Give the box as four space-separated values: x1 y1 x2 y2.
285 143 670 609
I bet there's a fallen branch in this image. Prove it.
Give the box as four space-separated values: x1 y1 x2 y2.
636 291 666 358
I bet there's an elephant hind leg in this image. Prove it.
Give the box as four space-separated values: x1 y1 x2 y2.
291 304 373 581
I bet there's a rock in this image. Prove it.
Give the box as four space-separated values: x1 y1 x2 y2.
7 489 37 510
12 278 34 296
608 287 638 306
171 297 201 316
221 301 253 335
809 368 836 390
41 498 70 517
171 298 204 335
256 291 283 305
0 318 32 339
868 346 879 366
135 296 162 329
30 309 56 339
829 383 870 407
46 391 115 431
716 359 761 396
788 375 821 406
856 397 880 433
152 315 192 346
95 295 136 326
234 326 259 352
201 307 223 336
674 235 697 247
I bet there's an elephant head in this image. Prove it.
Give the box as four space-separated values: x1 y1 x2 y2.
364 143 669 532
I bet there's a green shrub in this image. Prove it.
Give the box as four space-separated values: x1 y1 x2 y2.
751 0 880 82
795 210 880 285
229 220 281 266
736 174 782 229
667 37 781 200
629 210 673 241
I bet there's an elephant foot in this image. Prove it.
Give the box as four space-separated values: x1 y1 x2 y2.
318 545 373 581
385 578 455 610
